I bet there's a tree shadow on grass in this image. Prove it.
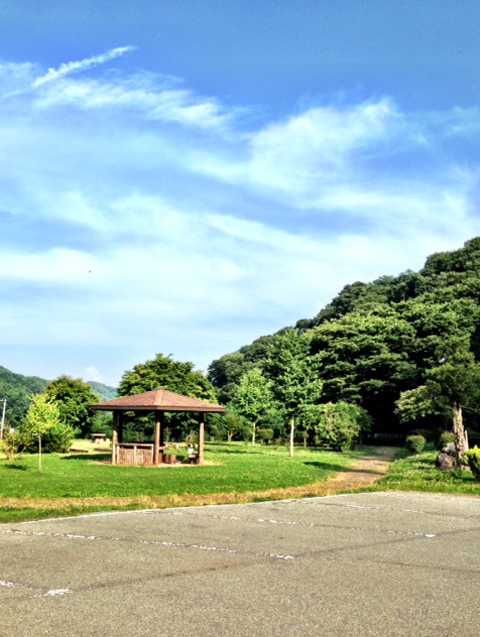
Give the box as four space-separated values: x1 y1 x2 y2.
3 463 28 471
305 461 387 477
213 448 266 455
303 461 349 473
63 453 111 462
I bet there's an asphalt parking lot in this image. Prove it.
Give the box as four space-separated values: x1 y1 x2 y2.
2 491 480 636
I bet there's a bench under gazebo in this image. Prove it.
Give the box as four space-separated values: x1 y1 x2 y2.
91 388 224 466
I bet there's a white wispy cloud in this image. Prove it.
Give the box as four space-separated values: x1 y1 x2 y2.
32 45 135 88
32 71 238 132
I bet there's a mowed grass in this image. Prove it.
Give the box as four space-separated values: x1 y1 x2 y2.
0 442 353 504
371 450 480 496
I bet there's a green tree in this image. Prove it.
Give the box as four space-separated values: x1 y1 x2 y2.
21 393 61 471
119 353 217 401
304 402 371 451
231 368 274 446
309 307 416 427
397 338 480 462
207 352 252 404
46 375 99 437
427 340 480 461
395 386 436 425
119 353 219 440
223 408 250 442
207 236 480 441
264 329 322 456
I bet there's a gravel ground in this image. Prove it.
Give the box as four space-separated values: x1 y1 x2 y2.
2 491 480 636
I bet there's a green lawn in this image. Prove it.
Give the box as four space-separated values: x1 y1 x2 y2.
0 443 354 522
372 450 480 496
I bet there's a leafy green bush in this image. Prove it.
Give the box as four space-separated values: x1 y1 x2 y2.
3 430 21 460
407 428 436 442
405 434 426 454
465 446 480 480
257 428 274 444
223 410 250 441
20 422 74 453
306 402 371 451
91 412 113 437
436 430 455 450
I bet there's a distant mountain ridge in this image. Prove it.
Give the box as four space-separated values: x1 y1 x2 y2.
87 381 117 401
0 366 117 427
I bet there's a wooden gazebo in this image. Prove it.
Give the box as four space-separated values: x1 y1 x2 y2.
91 389 224 466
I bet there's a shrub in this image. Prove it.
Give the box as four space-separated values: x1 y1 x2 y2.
257 428 274 444
3 430 21 460
306 402 372 451
91 412 113 437
123 425 146 443
405 434 426 454
224 410 250 442
43 423 74 453
407 428 436 442
465 447 480 480
20 422 74 453
436 430 455 450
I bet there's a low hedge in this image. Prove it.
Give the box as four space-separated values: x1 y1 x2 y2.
405 434 426 454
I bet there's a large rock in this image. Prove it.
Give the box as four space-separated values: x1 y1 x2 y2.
443 442 457 456
436 451 457 471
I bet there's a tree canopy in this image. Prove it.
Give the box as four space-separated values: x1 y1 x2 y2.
119 352 217 402
118 353 219 441
46 375 100 437
231 368 274 445
20 393 61 471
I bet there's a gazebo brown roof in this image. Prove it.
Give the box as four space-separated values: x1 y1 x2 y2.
90 388 224 467
91 388 225 413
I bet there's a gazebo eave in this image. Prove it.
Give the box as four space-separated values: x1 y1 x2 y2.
92 405 225 413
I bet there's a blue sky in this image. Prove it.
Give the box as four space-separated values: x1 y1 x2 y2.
1 1 480 385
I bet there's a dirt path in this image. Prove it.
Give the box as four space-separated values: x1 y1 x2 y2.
0 448 396 513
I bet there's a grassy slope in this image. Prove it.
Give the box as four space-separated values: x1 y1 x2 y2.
0 443 354 521
372 450 480 496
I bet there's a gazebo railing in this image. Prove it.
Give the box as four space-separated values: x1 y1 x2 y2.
113 442 156 466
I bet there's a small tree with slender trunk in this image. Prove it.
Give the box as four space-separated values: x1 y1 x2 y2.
264 330 322 457
232 368 274 446
22 393 60 471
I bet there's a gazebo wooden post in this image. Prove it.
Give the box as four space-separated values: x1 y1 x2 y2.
153 411 161 466
112 412 119 465
118 411 124 443
198 412 205 465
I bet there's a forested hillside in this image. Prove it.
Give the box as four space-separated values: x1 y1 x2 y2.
88 381 117 401
0 366 48 429
0 367 116 428
208 238 480 437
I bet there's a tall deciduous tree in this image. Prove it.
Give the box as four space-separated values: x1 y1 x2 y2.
119 353 219 440
427 340 480 462
119 353 217 401
232 368 274 446
264 330 322 456
46 375 99 437
309 308 416 425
